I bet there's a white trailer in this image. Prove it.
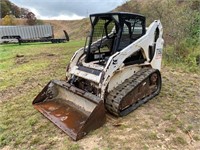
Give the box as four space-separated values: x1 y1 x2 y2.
0 25 69 44
0 25 53 42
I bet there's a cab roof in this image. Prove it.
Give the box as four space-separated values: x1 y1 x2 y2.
90 12 145 20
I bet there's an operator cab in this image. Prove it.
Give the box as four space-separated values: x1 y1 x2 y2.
85 12 146 64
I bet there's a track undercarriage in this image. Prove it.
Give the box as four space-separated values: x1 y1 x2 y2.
105 68 161 116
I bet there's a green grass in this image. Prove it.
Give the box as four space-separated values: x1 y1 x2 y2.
0 41 200 149
0 41 84 91
163 45 200 73
173 136 187 145
0 41 84 149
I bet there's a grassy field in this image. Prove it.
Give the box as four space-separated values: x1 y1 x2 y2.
0 41 200 150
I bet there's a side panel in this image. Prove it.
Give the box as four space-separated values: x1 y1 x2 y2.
150 37 164 70
107 65 140 92
67 47 84 78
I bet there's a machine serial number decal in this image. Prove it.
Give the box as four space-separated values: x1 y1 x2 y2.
156 48 162 59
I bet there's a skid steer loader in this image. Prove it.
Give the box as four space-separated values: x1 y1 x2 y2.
33 12 164 141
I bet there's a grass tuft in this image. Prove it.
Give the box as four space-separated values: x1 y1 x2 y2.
172 136 187 145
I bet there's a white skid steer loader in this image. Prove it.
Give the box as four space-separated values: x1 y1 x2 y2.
33 12 164 140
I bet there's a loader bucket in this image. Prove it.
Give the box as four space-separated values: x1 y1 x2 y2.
32 80 106 141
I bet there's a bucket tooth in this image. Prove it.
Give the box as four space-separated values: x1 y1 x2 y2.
33 80 106 141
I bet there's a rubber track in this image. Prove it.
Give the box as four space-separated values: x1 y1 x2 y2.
105 68 161 116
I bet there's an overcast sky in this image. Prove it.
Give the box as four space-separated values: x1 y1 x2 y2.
10 0 125 20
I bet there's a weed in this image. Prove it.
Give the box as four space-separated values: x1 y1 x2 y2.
143 144 149 150
165 126 176 133
0 124 7 133
27 117 38 126
0 133 11 147
103 148 112 150
162 113 175 121
30 136 42 145
193 135 200 141
185 125 193 132
119 124 129 130
172 136 187 145
67 143 81 150
13 137 23 146
92 148 100 150
147 132 158 140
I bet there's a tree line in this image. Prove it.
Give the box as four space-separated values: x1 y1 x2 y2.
0 0 40 25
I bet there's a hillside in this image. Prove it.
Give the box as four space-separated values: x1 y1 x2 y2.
43 19 90 40
115 0 200 44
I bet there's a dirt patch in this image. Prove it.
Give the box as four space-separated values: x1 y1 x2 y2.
79 135 103 150
14 52 56 65
0 77 40 103
15 55 29 64
1 53 59 103
1 146 12 150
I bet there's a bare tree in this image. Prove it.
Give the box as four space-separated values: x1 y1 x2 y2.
26 12 37 25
